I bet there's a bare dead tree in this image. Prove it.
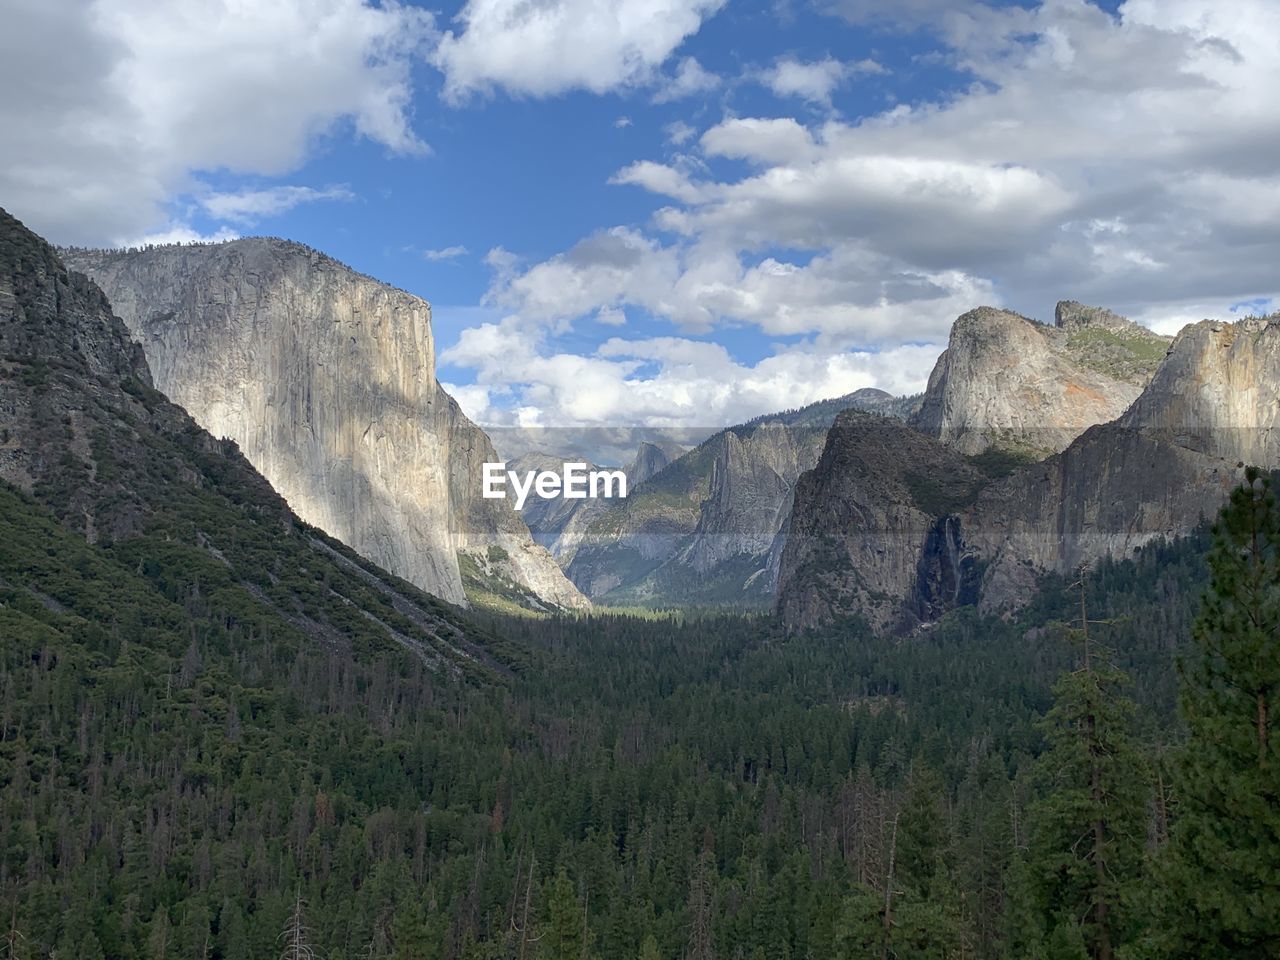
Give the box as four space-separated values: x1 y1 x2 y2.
279 891 317 960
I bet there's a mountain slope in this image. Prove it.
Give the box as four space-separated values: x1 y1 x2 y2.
0 206 506 675
62 241 586 612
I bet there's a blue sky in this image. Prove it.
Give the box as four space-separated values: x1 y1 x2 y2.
4 0 1278 434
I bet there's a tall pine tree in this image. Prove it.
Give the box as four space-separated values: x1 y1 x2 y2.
1152 469 1280 958
1015 581 1148 960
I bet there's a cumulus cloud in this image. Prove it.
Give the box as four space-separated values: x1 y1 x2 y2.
200 184 355 224
623 0 1280 318
447 0 1280 430
1 0 434 245
488 227 683 327
433 0 726 101
442 314 940 431
652 56 721 103
422 245 469 261
760 55 883 105
487 226 991 345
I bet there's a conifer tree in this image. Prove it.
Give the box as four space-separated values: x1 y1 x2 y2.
684 850 715 960
539 870 588 960
1017 580 1148 960
1152 469 1280 957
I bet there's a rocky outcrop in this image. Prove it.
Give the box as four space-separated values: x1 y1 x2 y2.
910 303 1169 457
63 240 586 611
778 314 1280 633
629 440 681 486
966 315 1280 610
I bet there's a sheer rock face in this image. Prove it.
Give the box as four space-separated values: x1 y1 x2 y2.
775 413 986 633
778 315 1280 632
63 240 586 610
968 316 1280 609
910 304 1169 457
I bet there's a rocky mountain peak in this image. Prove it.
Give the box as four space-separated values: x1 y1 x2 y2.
910 302 1168 458
778 311 1280 635
1055 299 1129 332
629 440 678 487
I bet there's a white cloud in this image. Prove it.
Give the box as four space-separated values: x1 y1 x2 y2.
760 55 882 105
619 0 1280 317
699 117 816 166
665 120 697 145
200 184 355 224
611 161 706 203
126 223 241 247
1 0 434 245
423 244 470 261
440 381 493 422
614 115 634 129
487 226 992 346
489 227 683 326
455 0 1280 429
433 0 726 102
652 56 721 103
442 314 940 431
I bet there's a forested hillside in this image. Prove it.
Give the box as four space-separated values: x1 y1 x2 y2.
0 486 1248 958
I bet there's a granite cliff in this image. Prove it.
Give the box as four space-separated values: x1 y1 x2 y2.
778 313 1280 632
0 207 499 672
910 301 1169 457
63 240 586 611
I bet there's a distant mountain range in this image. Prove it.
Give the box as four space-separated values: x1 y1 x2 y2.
38 223 1278 632
547 389 921 607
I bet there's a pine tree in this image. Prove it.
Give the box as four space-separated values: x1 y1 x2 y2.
1152 469 1280 957
539 870 587 960
1018 580 1148 960
638 932 661 960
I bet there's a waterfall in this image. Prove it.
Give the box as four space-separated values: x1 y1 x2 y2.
944 516 963 606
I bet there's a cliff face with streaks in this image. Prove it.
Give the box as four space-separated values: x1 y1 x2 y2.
64 240 586 611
